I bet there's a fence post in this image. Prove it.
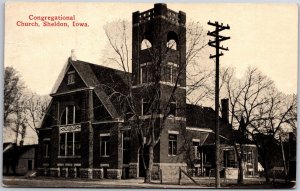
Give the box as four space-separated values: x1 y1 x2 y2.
160 169 162 184
178 167 182 185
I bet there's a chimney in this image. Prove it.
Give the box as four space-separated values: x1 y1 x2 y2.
71 49 77 61
221 98 229 122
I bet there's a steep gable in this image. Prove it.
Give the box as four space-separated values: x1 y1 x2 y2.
50 58 130 119
55 64 87 93
71 60 126 118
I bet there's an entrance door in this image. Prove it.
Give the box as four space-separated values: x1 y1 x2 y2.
138 145 149 177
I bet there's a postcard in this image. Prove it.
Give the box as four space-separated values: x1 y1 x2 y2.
3 2 297 188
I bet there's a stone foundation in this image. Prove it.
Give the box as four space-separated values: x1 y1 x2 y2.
129 163 138 178
68 167 77 178
93 168 104 179
79 168 93 179
151 164 160 180
107 169 122 179
60 167 68 177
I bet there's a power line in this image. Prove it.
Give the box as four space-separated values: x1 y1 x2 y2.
207 20 230 188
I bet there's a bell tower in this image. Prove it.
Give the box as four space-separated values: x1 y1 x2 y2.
132 3 186 117
132 3 186 86
130 3 188 179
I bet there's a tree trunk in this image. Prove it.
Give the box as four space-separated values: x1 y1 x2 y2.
145 169 151 183
144 144 154 183
237 157 244 184
263 156 270 183
279 136 288 182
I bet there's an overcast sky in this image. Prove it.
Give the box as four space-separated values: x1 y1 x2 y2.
5 2 298 96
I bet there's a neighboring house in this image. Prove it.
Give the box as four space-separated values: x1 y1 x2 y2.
254 132 296 180
3 143 36 175
36 3 258 180
185 102 258 178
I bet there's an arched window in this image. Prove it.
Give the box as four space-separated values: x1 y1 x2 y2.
141 39 152 50
167 39 177 50
60 105 81 125
167 31 178 50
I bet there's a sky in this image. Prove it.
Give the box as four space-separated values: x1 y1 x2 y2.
5 2 298 96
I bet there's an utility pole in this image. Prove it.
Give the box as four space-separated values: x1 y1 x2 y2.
207 21 230 188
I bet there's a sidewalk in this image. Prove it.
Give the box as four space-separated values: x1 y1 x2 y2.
2 176 295 188
3 176 201 188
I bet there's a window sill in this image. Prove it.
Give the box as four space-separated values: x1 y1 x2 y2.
101 155 110 158
167 115 177 118
159 81 181 87
168 154 177 157
58 156 81 158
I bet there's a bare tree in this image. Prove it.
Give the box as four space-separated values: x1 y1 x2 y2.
249 88 297 182
185 21 213 105
222 67 274 184
4 67 28 146
103 19 209 183
13 95 28 146
4 67 25 125
24 92 51 136
4 66 50 146
285 95 297 134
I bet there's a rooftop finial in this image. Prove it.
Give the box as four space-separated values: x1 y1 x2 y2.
71 49 77 61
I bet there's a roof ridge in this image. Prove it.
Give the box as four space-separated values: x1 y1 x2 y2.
76 60 131 75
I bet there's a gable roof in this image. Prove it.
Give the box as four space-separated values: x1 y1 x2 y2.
186 104 215 128
186 104 232 144
3 143 37 156
52 58 130 119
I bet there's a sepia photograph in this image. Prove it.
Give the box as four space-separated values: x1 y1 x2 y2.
3 2 298 188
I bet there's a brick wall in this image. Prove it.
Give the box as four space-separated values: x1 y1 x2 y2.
93 124 122 170
37 129 52 168
159 119 186 164
132 4 186 87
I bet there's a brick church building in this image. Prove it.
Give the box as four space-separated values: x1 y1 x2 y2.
36 3 258 180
